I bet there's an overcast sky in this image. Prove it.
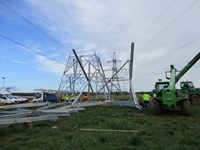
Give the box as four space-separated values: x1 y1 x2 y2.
0 0 200 92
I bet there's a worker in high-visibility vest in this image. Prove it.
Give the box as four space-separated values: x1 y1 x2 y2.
71 94 76 102
65 95 69 102
142 93 151 107
82 94 89 101
61 95 65 101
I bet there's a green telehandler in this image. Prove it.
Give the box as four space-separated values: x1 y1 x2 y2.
180 81 200 103
152 52 200 115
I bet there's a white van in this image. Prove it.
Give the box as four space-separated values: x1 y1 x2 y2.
0 91 17 105
13 95 28 103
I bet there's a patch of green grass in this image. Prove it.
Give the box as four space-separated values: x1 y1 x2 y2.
0 104 200 149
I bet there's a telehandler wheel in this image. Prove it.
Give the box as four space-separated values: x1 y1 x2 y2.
181 100 192 115
151 99 162 114
190 94 199 103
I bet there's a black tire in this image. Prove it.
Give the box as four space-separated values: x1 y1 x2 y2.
181 100 192 115
190 94 199 103
151 99 163 114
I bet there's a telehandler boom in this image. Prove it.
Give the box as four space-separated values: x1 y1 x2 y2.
152 52 200 114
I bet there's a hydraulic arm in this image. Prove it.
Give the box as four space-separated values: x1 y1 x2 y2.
165 52 200 90
152 52 200 114
175 52 200 83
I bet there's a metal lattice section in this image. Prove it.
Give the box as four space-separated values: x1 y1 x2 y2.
57 44 141 109
107 52 122 92
57 50 108 97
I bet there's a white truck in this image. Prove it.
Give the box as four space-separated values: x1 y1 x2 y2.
32 89 59 102
0 91 18 105
13 95 29 103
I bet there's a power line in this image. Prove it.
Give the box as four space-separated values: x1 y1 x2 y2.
137 0 199 52
143 36 200 66
161 36 200 58
0 1 62 46
135 0 177 42
55 0 92 45
0 33 65 66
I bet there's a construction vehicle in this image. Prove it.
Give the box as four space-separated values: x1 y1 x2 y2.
32 89 60 103
0 91 18 105
152 52 200 115
180 81 200 103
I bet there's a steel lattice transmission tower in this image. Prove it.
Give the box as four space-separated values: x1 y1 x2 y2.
57 49 109 99
107 52 129 93
107 52 122 92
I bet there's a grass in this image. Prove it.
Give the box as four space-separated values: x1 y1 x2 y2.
0 104 200 150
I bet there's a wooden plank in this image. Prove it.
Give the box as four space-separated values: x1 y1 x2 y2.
54 113 70 117
0 109 30 115
66 108 85 112
39 107 85 114
60 101 109 109
0 115 57 125
40 109 70 114
0 102 49 109
72 101 107 108
37 102 66 110
0 112 30 119
80 128 139 133
108 101 137 107
0 108 72 120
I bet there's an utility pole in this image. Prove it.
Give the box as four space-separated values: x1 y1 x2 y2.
2 77 5 92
